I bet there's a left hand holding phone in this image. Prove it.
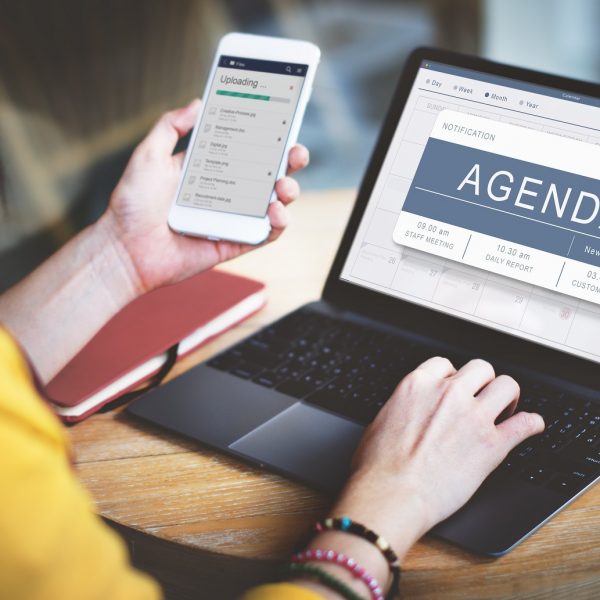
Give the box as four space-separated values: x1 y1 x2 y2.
100 98 309 296
0 98 308 382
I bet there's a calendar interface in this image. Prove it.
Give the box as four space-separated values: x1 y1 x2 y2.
341 61 600 363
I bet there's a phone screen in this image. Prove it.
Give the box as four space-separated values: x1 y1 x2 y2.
176 55 308 218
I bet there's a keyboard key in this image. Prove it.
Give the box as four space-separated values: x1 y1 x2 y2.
252 371 284 388
543 417 561 431
569 468 594 480
276 379 319 399
497 456 526 475
208 354 237 371
517 445 535 459
518 465 553 485
306 389 349 414
231 360 264 380
583 452 600 470
559 439 600 462
549 439 567 452
546 474 585 495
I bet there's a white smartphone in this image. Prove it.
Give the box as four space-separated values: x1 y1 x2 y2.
168 32 320 245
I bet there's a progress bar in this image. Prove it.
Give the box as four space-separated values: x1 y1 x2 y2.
216 89 290 103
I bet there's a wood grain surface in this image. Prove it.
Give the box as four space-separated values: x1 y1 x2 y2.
69 190 600 599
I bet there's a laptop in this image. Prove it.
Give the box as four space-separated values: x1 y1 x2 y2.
129 47 600 556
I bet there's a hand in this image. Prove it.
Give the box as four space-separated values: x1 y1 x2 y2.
335 357 545 551
100 98 309 295
0 99 307 381
291 357 545 599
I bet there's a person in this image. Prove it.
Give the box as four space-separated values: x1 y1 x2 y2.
0 99 545 600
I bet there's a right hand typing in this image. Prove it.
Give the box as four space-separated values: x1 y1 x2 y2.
333 356 546 551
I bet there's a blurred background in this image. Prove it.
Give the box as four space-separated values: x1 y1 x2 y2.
2 0 600 291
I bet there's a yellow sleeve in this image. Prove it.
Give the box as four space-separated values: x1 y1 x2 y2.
0 328 161 600
242 583 325 600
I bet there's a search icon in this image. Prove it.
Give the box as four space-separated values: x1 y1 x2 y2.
285 66 292 73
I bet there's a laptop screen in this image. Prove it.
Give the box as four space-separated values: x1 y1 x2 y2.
340 59 600 364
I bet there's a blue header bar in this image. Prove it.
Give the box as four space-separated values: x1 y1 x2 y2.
402 137 600 267
219 55 307 76
421 60 600 109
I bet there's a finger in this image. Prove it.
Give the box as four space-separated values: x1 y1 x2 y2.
476 374 520 421
267 200 288 236
274 176 300 206
496 411 545 454
452 358 495 395
138 98 201 158
170 98 201 134
414 355 456 379
383 356 455 432
287 144 310 175
173 150 186 169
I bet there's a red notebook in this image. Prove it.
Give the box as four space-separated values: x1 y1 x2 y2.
46 269 265 422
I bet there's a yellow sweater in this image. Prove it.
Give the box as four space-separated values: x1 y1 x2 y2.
0 328 322 600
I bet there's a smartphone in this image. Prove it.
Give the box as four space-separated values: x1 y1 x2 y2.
168 32 320 245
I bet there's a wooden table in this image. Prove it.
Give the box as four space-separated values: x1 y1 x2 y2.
70 190 600 599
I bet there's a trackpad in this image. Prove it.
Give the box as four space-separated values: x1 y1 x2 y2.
229 403 364 492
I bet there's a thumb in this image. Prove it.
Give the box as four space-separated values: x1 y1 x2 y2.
138 98 202 157
496 411 545 454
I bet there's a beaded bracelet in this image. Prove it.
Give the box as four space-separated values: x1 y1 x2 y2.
288 563 365 600
292 549 384 600
314 516 401 600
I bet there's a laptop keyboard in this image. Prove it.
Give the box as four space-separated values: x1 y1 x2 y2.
208 308 600 496
499 390 600 495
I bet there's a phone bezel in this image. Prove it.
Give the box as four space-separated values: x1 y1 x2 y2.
168 32 320 245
